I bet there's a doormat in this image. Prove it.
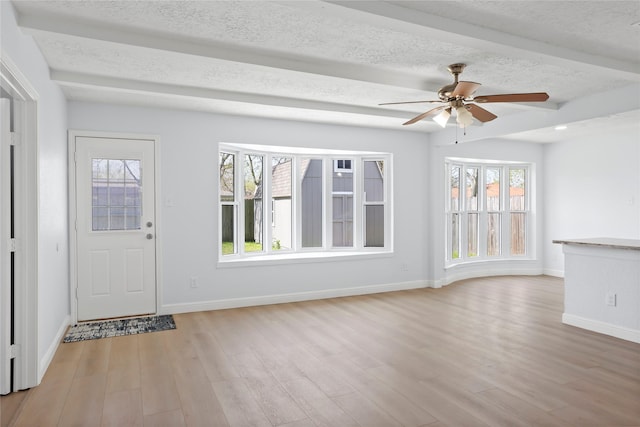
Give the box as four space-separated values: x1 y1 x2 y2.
63 315 176 343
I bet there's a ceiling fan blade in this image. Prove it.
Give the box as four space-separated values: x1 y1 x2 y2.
474 92 549 103
379 100 442 106
452 81 481 98
403 106 445 125
466 104 497 122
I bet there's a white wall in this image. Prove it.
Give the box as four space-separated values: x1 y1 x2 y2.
1 1 69 376
543 124 640 276
68 102 430 311
427 138 546 286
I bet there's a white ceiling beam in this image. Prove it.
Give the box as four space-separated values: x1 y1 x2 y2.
50 70 417 120
323 1 640 81
17 12 430 92
429 83 640 145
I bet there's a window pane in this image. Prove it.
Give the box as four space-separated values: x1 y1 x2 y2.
487 213 501 256
271 157 292 251
451 213 460 259
509 168 525 210
333 165 354 247
92 158 141 231
511 213 526 255
301 158 323 248
244 154 263 253
333 195 354 247
364 160 384 202
364 160 384 248
450 165 460 211
365 205 384 247
221 205 236 255
219 153 234 202
466 167 478 211
467 213 478 257
486 167 500 211
220 152 235 255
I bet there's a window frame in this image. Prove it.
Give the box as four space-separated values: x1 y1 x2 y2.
219 143 392 263
445 158 533 266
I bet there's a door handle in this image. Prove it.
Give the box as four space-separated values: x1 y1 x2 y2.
146 233 154 240
146 221 153 228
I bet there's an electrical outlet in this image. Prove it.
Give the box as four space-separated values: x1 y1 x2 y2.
190 277 198 288
606 292 616 307
401 263 409 272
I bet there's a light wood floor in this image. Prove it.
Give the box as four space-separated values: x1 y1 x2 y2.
5 275 640 426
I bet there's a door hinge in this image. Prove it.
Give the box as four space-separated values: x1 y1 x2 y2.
9 344 17 359
7 238 16 252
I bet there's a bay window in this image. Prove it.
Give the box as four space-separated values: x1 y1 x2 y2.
446 159 532 264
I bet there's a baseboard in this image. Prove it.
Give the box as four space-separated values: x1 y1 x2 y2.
39 314 71 383
543 268 564 278
442 268 543 287
161 280 429 315
562 313 640 344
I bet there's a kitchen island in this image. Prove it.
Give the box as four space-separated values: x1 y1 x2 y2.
552 238 640 343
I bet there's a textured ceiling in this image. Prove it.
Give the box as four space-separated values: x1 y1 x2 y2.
9 0 640 140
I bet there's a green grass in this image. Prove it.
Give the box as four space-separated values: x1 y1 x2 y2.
221 241 264 255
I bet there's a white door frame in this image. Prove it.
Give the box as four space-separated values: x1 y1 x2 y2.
0 55 39 390
68 130 162 324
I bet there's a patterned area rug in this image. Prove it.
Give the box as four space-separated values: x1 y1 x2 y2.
63 315 176 343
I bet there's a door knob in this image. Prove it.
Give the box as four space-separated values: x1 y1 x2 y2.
146 233 153 240
146 221 153 227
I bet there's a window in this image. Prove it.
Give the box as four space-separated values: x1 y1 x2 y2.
219 144 391 260
445 159 531 264
92 159 142 231
334 159 352 172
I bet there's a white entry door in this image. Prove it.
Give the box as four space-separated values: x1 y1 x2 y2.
74 136 156 321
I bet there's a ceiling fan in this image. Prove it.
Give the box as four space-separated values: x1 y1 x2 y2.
380 63 549 127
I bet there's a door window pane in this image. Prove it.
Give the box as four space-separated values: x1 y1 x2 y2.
301 158 323 248
271 157 292 251
92 159 141 231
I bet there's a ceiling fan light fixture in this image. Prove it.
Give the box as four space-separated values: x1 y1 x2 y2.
433 108 451 127
456 106 473 127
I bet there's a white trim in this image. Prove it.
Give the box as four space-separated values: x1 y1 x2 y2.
38 315 70 382
543 268 564 278
562 313 640 344
160 280 429 315
441 267 544 287
0 53 40 391
68 130 162 324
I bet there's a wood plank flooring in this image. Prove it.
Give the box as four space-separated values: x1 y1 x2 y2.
6 275 640 426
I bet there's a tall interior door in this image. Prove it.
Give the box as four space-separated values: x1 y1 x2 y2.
74 136 156 321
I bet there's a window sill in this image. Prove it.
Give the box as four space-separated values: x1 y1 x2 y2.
217 250 393 268
445 256 536 269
